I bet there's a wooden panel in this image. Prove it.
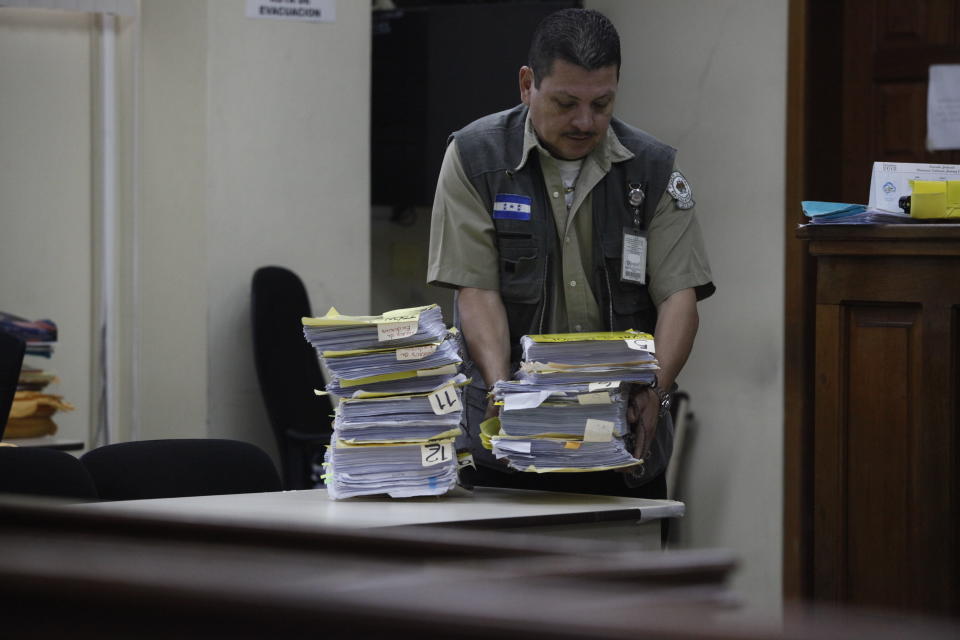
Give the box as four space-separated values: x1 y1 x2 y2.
877 83 928 161
844 305 919 608
877 0 956 48
813 303 844 602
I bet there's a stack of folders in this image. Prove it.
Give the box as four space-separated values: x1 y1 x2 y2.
302 305 467 499
482 331 658 473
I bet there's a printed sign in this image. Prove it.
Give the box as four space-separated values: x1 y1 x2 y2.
246 0 336 23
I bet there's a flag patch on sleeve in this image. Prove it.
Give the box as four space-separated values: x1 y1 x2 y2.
492 193 532 220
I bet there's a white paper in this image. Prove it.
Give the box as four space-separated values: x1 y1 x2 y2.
395 344 437 361
246 0 336 23
427 385 461 415
625 338 655 353
420 441 454 467
583 419 615 442
494 440 532 454
377 320 418 342
577 392 612 405
867 161 960 212
928 65 960 151
588 381 620 391
502 391 553 411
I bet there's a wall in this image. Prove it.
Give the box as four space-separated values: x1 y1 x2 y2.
0 8 94 444
589 0 788 620
202 1 371 452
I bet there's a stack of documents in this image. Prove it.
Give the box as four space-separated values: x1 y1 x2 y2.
517 331 658 384
483 331 659 473
302 305 465 499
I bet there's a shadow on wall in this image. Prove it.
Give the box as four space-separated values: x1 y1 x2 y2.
370 205 455 322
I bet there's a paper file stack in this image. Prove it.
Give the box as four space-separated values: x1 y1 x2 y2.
302 305 465 499
483 331 659 473
1 311 74 439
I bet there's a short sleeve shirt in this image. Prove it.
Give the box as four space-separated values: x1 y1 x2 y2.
427 115 714 332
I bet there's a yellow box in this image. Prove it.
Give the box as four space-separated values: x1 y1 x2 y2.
908 180 960 218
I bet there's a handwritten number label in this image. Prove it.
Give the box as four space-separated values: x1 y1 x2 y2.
421 441 453 467
624 338 655 353
428 386 462 415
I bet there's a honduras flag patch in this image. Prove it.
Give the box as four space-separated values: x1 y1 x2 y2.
492 193 532 220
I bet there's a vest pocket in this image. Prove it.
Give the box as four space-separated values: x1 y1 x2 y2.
497 232 542 304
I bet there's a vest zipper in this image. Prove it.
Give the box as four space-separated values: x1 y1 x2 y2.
538 253 549 333
603 264 614 329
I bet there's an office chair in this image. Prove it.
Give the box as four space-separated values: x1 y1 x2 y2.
0 332 26 440
80 438 281 501
251 266 333 490
0 447 99 501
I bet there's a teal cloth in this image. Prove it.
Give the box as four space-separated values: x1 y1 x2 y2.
802 201 867 218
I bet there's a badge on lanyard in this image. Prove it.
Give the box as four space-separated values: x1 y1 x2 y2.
621 183 647 284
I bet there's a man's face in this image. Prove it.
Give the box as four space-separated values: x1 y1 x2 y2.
519 59 618 161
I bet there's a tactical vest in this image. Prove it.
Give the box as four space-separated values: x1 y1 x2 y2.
452 104 676 364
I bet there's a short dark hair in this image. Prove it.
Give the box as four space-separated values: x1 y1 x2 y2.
528 8 621 87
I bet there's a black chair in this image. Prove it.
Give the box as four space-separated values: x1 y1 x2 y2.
0 447 99 501
251 266 333 490
80 438 281 501
0 332 26 439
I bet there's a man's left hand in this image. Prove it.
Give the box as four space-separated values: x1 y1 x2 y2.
626 385 659 461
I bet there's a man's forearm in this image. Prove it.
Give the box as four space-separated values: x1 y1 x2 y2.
653 288 699 390
457 287 512 388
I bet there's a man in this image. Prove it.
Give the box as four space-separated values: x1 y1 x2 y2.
427 8 714 499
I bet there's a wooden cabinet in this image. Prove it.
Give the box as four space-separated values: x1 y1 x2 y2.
798 224 960 615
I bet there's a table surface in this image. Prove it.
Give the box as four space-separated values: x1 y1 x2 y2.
77 486 684 530
1 435 85 451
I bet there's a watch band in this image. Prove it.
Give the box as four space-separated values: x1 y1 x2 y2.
649 376 672 416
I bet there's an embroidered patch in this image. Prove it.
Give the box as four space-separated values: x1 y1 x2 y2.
492 193 532 220
666 171 695 210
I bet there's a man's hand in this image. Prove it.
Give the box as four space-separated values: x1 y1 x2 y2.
627 385 659 460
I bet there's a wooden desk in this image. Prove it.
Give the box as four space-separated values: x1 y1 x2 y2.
795 224 960 615
78 486 683 550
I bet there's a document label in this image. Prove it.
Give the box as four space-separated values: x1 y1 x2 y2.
377 320 419 342
457 452 476 470
421 441 454 467
583 419 615 442
588 381 620 391
577 392 612 405
428 386 462 415
625 338 655 353
621 229 647 284
396 344 437 361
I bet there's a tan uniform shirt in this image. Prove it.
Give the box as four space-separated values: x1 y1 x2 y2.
427 114 713 332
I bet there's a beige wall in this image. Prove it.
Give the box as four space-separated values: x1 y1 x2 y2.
137 0 371 456
2 2 371 461
0 8 95 444
590 0 788 620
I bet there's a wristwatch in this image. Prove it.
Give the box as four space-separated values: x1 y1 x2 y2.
649 376 672 417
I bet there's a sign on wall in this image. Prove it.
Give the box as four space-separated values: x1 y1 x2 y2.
246 0 335 23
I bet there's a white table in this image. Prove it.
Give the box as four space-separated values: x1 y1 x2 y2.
78 486 684 550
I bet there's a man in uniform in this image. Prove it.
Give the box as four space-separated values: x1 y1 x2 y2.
427 8 714 499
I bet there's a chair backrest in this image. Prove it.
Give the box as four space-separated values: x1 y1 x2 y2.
0 332 26 439
251 266 334 449
80 438 281 501
0 447 99 501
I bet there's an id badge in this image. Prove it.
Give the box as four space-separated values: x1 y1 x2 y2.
621 227 647 284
